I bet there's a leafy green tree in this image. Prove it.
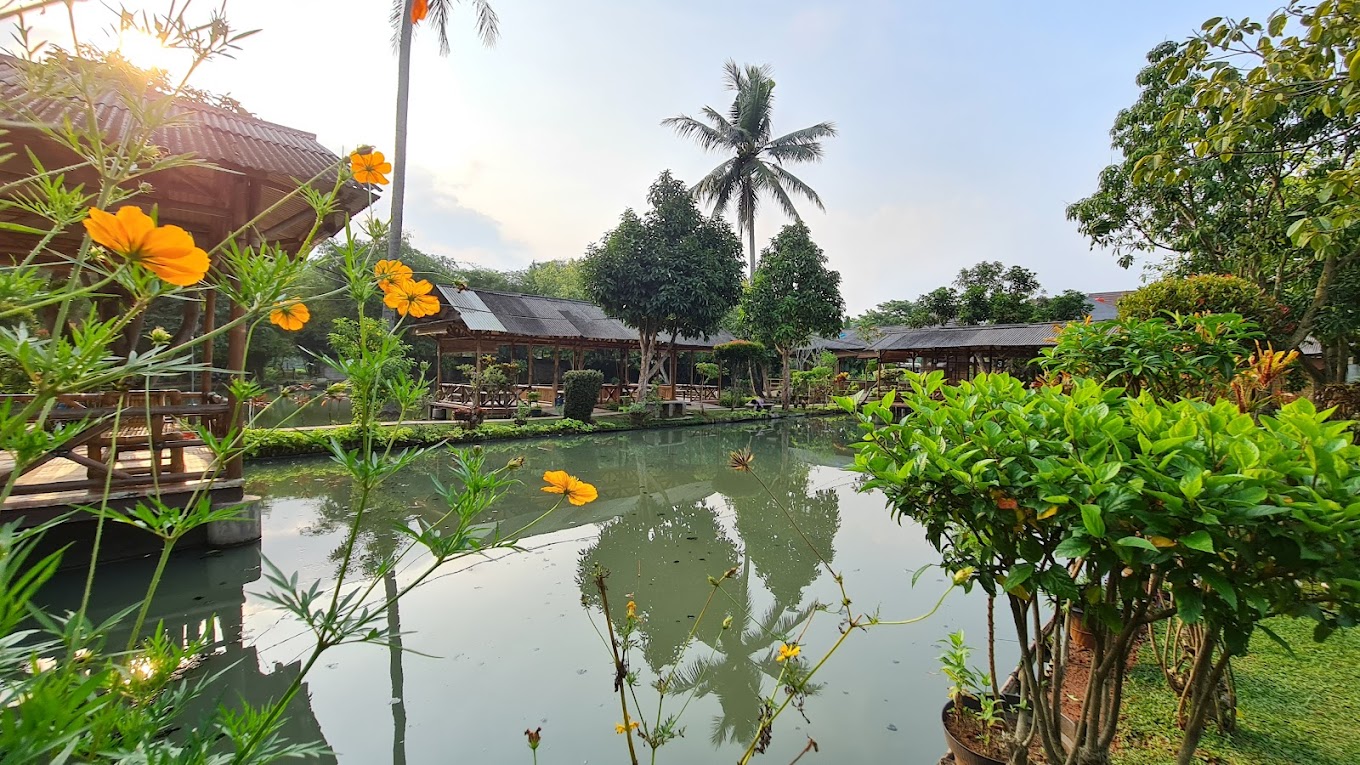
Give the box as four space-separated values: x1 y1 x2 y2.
663 61 837 277
1117 274 1290 341
742 222 844 408
581 171 744 395
513 259 586 300
852 262 1084 331
388 0 499 262
1076 17 1360 381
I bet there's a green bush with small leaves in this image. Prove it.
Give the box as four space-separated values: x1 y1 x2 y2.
562 369 604 423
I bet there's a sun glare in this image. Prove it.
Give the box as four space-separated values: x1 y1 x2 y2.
116 28 186 76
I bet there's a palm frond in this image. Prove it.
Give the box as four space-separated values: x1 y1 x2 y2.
403 0 499 56
766 163 825 212
753 161 802 221
662 114 730 153
693 157 741 216
766 122 837 163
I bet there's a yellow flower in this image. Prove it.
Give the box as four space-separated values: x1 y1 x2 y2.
269 301 310 331
776 643 801 662
83 206 210 286
350 150 392 185
614 720 639 734
375 259 414 293
626 600 637 619
951 567 975 585
541 470 598 506
382 278 441 318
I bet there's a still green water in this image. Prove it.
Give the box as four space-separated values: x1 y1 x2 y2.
44 417 1008 763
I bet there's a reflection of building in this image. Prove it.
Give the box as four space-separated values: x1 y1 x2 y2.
35 543 332 760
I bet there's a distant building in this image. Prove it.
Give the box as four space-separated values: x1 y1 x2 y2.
1085 291 1132 321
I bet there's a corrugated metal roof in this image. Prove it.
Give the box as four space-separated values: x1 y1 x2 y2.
1086 291 1131 321
0 54 350 183
425 287 735 348
869 322 1059 352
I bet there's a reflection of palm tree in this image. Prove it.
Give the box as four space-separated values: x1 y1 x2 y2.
385 571 407 765
670 563 818 746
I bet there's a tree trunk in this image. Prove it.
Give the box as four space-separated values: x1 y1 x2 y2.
636 331 657 399
385 571 408 765
780 347 792 410
746 211 756 280
387 2 415 262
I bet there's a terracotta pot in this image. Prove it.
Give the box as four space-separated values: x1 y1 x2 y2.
1068 607 1097 651
941 696 1018 765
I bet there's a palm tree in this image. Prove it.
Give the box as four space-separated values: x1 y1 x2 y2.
388 0 500 261
663 61 837 277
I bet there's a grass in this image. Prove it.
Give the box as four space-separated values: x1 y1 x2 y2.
243 405 845 459
1114 618 1360 765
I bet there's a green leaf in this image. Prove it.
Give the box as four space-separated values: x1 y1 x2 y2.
1200 570 1237 610
1054 537 1091 560
1116 536 1158 552
0 221 50 236
1175 588 1204 624
1258 623 1298 658
1004 563 1034 596
1179 472 1205 501
1081 504 1106 538
1181 530 1215 553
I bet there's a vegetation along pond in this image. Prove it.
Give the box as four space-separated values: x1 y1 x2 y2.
39 418 1010 763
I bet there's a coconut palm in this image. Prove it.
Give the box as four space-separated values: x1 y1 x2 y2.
663 61 837 277
388 0 500 261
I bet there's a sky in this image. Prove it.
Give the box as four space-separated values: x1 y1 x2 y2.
21 0 1285 313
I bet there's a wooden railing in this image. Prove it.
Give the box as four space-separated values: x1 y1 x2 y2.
0 390 233 498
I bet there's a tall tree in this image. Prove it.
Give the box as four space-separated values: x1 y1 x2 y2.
581 171 744 396
851 262 1085 331
388 0 499 261
742 222 844 409
663 61 837 277
1074 16 1360 382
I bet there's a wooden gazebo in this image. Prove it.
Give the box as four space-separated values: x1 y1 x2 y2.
0 53 371 533
410 287 734 417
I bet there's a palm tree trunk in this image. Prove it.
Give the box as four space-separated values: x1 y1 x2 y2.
387 1 415 262
746 212 756 279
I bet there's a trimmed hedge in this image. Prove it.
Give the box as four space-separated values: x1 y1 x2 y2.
244 419 598 459
562 369 604 422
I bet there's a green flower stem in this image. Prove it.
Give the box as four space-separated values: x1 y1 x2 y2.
125 535 177 651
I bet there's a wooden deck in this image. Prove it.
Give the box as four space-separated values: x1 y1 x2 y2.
1 445 242 525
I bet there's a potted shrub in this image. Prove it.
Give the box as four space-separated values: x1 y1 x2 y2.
526 390 542 416
938 631 1012 765
513 401 530 426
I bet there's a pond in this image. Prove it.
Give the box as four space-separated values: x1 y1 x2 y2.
38 417 1012 764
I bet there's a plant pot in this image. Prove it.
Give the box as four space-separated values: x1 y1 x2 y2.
941 696 1018 765
1068 607 1097 651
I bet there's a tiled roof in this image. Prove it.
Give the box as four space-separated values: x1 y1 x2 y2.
868 322 1059 352
424 287 735 348
0 54 349 183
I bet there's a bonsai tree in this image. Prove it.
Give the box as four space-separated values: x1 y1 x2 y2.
742 222 844 409
582 171 743 398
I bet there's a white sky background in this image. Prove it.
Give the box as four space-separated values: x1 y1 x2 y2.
16 0 1285 313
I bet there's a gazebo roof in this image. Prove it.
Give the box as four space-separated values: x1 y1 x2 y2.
414 286 736 350
869 322 1059 353
0 53 370 251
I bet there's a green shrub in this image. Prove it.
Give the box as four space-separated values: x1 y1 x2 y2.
1117 274 1290 340
562 369 604 422
1039 313 1261 400
624 401 653 426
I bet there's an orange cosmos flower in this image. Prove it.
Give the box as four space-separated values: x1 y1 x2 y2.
411 0 429 23
382 278 441 318
82 206 210 286
374 259 414 293
541 470 598 506
350 150 392 185
269 301 310 331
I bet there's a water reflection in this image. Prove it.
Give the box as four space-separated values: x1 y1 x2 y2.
38 416 985 764
576 421 847 749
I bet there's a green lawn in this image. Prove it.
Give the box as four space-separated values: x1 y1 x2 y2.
1114 619 1360 765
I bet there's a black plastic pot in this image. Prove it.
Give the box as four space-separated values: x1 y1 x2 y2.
941 695 1019 765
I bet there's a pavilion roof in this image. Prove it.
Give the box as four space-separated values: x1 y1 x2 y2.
414 286 736 350
0 54 370 250
868 322 1059 353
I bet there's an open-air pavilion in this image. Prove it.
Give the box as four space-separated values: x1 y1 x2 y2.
409 287 735 419
0 53 369 531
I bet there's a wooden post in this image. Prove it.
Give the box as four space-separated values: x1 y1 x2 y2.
669 346 678 388
526 344 535 386
435 341 443 388
474 339 483 410
618 348 626 386
552 346 561 402
224 177 260 481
